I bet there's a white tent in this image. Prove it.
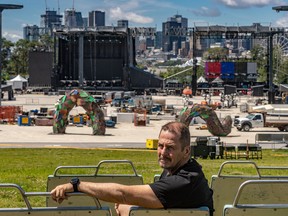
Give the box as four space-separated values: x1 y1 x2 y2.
197 76 208 83
7 75 28 90
211 76 224 83
279 84 288 92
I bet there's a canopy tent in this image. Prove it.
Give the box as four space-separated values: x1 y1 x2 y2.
279 84 288 92
197 76 208 83
6 75 28 90
211 76 224 83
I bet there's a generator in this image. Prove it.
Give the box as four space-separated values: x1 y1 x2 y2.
191 136 223 159
191 136 209 159
207 136 223 159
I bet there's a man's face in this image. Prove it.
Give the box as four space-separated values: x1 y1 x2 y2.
157 130 188 174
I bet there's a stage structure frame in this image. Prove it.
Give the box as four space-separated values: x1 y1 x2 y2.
163 23 285 102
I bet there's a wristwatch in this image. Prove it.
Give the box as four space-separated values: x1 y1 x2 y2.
70 177 80 192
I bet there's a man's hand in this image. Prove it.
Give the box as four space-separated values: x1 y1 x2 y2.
115 203 132 216
50 183 74 204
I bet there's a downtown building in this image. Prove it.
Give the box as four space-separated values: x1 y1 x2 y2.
64 8 84 27
162 14 188 52
88 10 105 27
24 10 62 41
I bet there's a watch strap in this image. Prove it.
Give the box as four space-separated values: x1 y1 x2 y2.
70 177 80 192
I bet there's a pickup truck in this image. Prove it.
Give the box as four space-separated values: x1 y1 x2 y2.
234 112 288 132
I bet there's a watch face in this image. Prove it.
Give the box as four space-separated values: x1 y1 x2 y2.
71 177 79 184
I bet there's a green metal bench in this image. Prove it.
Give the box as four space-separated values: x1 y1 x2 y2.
211 161 288 216
0 183 112 216
129 206 210 216
46 160 143 216
223 179 288 216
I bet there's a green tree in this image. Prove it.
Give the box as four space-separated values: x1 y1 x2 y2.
39 34 54 51
203 47 229 61
1 38 15 80
250 45 267 82
8 39 41 76
159 63 204 85
155 59 183 67
2 36 54 80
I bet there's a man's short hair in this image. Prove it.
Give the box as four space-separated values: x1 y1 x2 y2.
160 121 190 150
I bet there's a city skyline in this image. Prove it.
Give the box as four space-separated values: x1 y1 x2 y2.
2 0 288 42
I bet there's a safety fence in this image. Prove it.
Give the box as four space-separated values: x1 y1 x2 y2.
0 106 22 124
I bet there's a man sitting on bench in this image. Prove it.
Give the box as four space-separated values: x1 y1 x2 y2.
51 121 214 216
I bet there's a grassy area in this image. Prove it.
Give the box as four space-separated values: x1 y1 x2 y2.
0 148 287 207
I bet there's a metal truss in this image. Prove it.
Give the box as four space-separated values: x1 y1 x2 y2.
163 23 285 39
53 26 158 38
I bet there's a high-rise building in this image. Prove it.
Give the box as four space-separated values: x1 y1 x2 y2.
162 14 188 52
88 10 105 27
167 14 188 28
146 37 154 48
40 10 62 34
82 17 88 27
154 31 162 49
23 25 40 41
117 20 128 28
64 9 84 27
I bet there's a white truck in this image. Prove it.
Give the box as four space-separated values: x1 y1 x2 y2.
234 111 288 132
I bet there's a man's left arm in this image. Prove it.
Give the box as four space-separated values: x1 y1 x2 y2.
51 181 163 208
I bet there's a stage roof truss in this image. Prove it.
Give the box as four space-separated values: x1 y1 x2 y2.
161 23 286 39
53 26 157 38
194 25 285 39
53 26 128 37
53 23 286 40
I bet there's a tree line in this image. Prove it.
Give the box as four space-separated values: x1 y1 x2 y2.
1 34 53 81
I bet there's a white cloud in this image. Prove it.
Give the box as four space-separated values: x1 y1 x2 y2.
109 7 153 24
275 15 288 27
3 32 22 43
190 7 221 17
121 0 140 10
217 0 283 8
101 0 141 11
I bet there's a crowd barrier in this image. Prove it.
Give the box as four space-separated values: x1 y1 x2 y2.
255 133 288 149
0 106 22 123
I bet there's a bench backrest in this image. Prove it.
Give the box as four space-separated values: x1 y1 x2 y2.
0 183 112 216
129 206 210 216
0 207 112 216
223 179 288 216
211 161 288 216
223 207 288 216
46 160 143 216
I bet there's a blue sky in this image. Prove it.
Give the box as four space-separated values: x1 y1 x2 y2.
2 0 288 42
